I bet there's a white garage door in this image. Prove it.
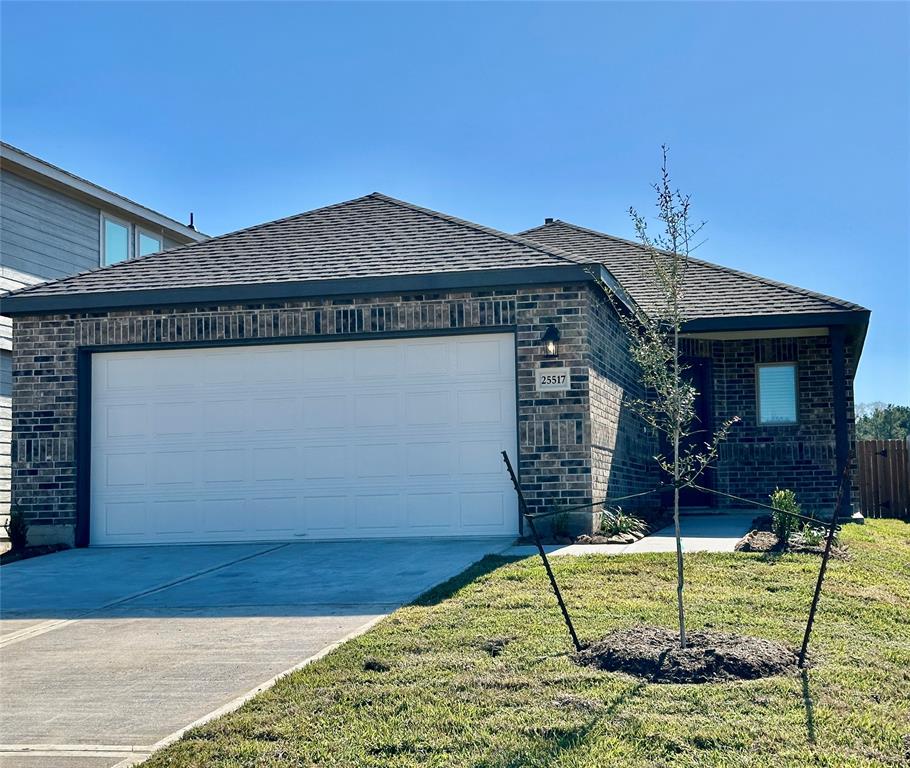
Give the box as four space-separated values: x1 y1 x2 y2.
90 334 518 545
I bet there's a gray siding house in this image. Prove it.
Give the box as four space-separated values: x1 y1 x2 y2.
0 142 206 544
1 193 868 548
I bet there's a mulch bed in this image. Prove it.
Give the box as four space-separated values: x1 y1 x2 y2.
0 544 69 566
735 516 849 559
575 625 800 684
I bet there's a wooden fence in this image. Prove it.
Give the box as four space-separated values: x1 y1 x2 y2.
857 439 910 519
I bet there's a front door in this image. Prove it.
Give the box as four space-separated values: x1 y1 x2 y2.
661 357 714 508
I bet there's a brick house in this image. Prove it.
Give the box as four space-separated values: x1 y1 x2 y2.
0 141 207 547
0 193 869 547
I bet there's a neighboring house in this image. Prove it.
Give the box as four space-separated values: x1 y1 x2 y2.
0 142 207 544
0 192 868 547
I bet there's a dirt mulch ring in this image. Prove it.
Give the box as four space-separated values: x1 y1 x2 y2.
735 527 849 559
574 625 800 684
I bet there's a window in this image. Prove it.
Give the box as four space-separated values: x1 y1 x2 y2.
0 350 11 398
137 229 163 257
102 216 130 265
757 364 797 425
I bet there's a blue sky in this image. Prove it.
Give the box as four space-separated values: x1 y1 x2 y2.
2 1 907 405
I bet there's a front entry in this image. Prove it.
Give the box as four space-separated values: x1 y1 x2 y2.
662 356 715 508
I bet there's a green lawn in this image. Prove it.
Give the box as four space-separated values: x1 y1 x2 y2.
144 520 910 767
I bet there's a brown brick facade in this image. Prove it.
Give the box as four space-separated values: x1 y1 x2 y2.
12 286 608 544
682 334 857 516
10 285 855 545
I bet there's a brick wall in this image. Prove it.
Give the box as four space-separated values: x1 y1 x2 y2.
586 286 659 524
10 285 859 545
11 285 607 544
689 334 856 516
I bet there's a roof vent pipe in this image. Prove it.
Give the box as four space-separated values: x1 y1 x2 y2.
188 212 196 231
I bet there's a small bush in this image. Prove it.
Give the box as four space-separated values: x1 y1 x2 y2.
4 510 28 551
551 512 570 539
599 507 648 537
799 523 825 548
769 488 800 543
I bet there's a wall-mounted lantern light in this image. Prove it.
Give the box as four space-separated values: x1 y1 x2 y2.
541 325 560 358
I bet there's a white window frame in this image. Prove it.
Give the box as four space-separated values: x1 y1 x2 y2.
756 362 798 426
100 213 132 266
136 227 163 258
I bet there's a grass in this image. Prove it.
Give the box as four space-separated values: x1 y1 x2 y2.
143 520 910 767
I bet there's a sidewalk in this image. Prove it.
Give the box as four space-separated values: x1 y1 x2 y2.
503 513 755 557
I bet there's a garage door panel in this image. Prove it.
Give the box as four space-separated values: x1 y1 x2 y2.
303 395 349 428
304 445 347 479
153 401 198 436
405 391 450 426
151 451 196 486
202 352 247 384
152 499 199 535
354 393 399 427
91 334 518 545
304 495 350 532
105 403 148 438
405 342 449 376
249 496 299 532
202 449 249 484
252 446 298 482
406 493 456 529
202 498 246 533
204 400 246 433
460 492 505 528
457 389 504 424
455 337 505 375
355 493 402 529
103 500 147 537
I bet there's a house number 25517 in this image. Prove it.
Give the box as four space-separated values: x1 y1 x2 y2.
536 367 571 392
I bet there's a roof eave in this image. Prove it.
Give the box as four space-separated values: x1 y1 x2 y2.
681 309 870 334
1 264 596 316
0 142 207 243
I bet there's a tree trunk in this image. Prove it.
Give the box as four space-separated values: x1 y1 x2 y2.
673 324 687 648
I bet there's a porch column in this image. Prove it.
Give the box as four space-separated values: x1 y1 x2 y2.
830 326 850 518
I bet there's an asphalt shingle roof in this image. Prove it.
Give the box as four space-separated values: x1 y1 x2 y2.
518 220 866 319
2 193 580 300
2 192 865 323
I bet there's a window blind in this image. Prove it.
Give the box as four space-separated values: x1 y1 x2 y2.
758 364 797 424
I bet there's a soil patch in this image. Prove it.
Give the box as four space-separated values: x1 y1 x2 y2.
735 517 848 559
574 625 799 684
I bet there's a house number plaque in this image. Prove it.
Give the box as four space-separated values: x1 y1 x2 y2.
536 366 571 392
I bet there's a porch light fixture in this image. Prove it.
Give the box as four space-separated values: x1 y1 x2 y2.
541 325 560 358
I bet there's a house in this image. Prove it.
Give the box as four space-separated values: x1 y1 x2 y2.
0 192 869 547
0 142 207 544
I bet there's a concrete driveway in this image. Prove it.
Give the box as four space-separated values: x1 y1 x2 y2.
0 538 510 768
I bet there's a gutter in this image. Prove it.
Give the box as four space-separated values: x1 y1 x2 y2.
0 264 598 316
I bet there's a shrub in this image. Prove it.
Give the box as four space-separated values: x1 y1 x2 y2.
4 509 28 551
551 512 570 539
769 488 800 543
599 507 648 538
799 523 825 548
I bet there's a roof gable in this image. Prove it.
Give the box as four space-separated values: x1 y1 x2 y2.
518 219 866 320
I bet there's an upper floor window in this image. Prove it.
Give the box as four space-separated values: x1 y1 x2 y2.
102 215 130 265
757 363 797 425
137 229 163 257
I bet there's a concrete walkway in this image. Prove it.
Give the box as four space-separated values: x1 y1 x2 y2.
0 538 511 768
503 513 755 557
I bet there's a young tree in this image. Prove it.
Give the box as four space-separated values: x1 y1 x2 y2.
596 147 739 647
